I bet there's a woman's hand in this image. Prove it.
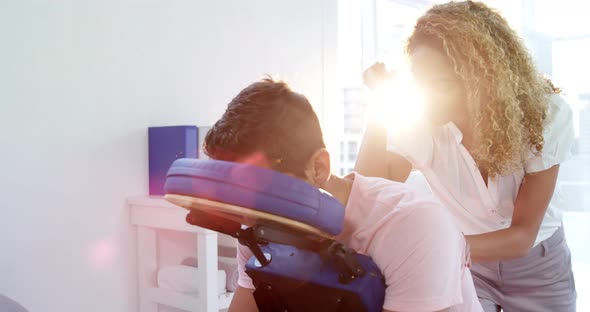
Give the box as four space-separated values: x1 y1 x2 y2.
363 62 396 90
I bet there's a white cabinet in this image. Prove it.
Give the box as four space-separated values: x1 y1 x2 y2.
129 196 233 312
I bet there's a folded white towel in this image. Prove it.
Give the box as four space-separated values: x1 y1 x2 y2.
157 265 226 295
182 256 239 292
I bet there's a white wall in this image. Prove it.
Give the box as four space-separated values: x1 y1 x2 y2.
0 1 337 311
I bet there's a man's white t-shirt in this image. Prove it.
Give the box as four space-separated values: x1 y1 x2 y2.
237 173 483 311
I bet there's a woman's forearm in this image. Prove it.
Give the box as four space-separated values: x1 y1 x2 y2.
468 167 559 263
466 226 533 263
354 119 390 179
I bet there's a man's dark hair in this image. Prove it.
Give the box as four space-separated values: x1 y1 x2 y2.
204 78 325 177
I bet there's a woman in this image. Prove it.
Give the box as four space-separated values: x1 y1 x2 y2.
356 1 577 311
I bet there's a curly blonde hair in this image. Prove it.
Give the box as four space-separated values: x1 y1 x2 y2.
406 1 555 178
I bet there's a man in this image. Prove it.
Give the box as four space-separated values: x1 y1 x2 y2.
203 78 482 312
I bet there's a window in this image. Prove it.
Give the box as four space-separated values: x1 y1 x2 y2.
347 141 358 162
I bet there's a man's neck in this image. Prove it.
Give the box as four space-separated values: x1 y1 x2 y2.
320 174 354 207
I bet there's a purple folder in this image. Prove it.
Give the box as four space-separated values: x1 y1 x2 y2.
148 125 198 195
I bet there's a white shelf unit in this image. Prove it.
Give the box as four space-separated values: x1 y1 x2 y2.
129 196 234 312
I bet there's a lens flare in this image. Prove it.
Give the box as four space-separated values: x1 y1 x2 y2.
88 238 117 268
365 69 425 132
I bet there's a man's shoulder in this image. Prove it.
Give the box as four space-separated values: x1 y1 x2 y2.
352 173 442 211
351 173 412 197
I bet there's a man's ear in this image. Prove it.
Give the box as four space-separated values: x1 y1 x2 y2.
306 148 331 187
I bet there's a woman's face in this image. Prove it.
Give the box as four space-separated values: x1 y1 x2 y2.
410 45 468 126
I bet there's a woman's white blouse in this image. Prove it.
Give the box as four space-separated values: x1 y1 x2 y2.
388 94 575 246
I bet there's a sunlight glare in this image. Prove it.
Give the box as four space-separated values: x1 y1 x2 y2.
365 68 425 133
